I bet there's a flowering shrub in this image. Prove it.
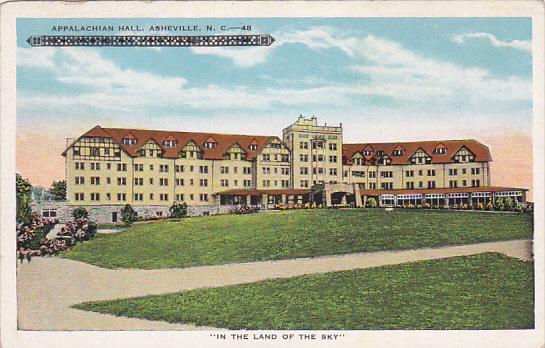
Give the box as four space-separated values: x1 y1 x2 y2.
16 213 97 262
229 205 259 215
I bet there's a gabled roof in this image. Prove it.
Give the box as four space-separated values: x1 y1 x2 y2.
65 126 276 161
343 140 492 165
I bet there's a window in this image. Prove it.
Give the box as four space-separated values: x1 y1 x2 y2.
462 168 467 174
200 194 209 202
204 141 217 149
90 193 100 201
406 182 415 189
122 137 136 145
427 181 436 188
363 149 373 156
471 179 481 187
117 163 127 172
300 154 309 162
352 171 365 178
329 143 337 151
134 178 144 186
90 176 100 185
434 147 447 154
42 209 57 218
176 178 184 186
329 168 337 176
220 179 229 187
243 180 252 187
300 167 309 175
199 165 209 174
471 167 481 175
220 166 229 174
164 140 177 148
449 180 458 188
106 177 111 184
368 171 376 178
300 141 309 149
462 180 467 187
117 177 127 186
281 180 289 188
176 194 184 202
159 178 169 186
262 154 271 161
149 193 154 200
329 155 337 163
393 148 404 156
300 180 309 188
380 171 393 178
249 144 258 151
117 193 127 201
106 163 111 170
449 168 458 176
262 180 271 187
243 167 252 175
75 176 85 185
381 182 393 190
90 148 100 156
427 170 436 176
159 164 169 172
369 183 377 189
74 193 84 201
90 162 101 171
281 154 290 162
160 193 169 201
75 162 85 170
405 170 414 177
200 179 208 187
149 178 154 185
134 193 144 201
281 168 290 175
149 164 154 171
134 164 144 171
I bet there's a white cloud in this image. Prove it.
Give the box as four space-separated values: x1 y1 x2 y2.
189 27 356 68
452 32 531 52
350 34 531 102
16 30 531 118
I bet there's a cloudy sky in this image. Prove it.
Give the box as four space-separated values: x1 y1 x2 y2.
16 18 533 196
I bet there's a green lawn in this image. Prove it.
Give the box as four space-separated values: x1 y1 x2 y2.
62 209 533 269
73 253 534 329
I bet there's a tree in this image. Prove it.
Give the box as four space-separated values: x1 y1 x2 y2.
49 180 67 201
16 174 33 225
121 204 138 226
73 207 88 219
169 202 188 218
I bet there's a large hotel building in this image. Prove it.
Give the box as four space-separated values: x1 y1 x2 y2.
57 116 527 223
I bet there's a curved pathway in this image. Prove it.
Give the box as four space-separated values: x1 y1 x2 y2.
16 239 533 330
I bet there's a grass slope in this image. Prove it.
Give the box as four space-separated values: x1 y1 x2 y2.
74 253 534 330
63 209 532 269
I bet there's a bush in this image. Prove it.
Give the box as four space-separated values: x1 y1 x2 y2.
73 207 89 219
505 197 515 211
169 202 188 218
16 174 33 225
121 204 138 226
229 205 258 215
366 198 377 208
494 198 505 211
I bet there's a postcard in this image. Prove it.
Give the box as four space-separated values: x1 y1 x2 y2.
1 1 544 347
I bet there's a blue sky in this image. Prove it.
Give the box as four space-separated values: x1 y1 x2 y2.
16 17 532 142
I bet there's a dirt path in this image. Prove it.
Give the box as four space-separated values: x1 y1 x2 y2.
16 239 532 330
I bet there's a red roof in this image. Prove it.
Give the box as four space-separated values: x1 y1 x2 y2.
65 126 278 160
343 140 492 165
360 186 527 196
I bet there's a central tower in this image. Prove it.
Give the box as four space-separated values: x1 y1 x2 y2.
282 116 343 189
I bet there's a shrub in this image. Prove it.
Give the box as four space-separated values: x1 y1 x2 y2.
505 197 515 211
169 202 188 218
494 198 505 211
366 198 377 208
16 174 33 225
229 205 258 215
121 204 138 226
72 207 89 219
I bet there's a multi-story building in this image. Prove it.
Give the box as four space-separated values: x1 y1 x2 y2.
57 117 527 223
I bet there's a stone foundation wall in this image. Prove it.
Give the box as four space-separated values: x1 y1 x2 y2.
33 202 235 224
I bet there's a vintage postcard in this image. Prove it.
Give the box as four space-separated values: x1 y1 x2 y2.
1 1 544 347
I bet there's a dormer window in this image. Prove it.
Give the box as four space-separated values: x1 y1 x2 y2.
204 137 217 149
363 149 373 156
434 143 447 154
393 146 404 156
122 138 136 145
249 139 259 151
380 156 391 166
139 149 146 157
376 150 384 156
163 135 177 148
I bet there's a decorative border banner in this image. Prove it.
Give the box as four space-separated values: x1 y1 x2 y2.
26 34 276 47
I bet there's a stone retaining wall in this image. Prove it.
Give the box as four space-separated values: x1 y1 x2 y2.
32 202 235 224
